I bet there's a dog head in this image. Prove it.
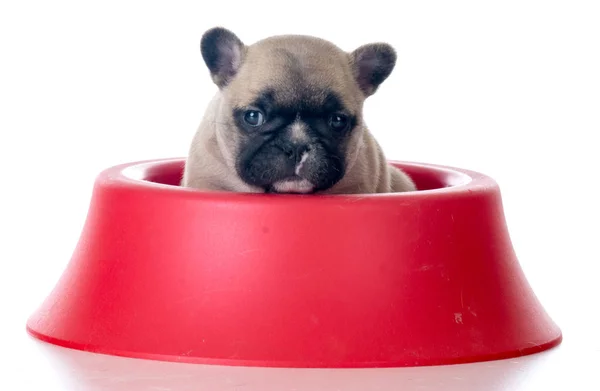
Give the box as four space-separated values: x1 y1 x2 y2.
200 27 397 193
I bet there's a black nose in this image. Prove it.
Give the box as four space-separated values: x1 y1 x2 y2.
282 143 311 163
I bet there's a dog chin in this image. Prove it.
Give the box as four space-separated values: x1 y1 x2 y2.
271 178 315 194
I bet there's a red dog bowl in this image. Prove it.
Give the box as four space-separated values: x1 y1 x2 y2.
26 158 562 368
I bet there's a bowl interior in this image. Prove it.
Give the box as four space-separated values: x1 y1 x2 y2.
136 160 472 193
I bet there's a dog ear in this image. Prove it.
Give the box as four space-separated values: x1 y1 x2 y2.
200 27 246 88
349 43 397 97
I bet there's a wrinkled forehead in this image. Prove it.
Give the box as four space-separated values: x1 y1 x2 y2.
240 87 349 118
227 40 361 113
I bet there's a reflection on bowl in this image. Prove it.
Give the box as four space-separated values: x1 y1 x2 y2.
31 337 559 391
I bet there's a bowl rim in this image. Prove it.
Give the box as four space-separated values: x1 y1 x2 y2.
103 157 497 203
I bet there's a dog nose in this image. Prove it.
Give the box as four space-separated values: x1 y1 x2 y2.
283 144 311 163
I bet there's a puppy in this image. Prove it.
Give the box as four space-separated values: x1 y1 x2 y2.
181 27 416 194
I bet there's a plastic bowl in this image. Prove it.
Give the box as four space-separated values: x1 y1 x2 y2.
26 158 562 368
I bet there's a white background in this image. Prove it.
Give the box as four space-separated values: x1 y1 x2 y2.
1 1 599 389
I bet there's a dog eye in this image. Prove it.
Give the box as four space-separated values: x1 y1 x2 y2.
329 113 348 131
243 110 265 127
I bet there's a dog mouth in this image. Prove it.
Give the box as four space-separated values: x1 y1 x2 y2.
239 141 344 194
267 176 316 194
265 152 316 194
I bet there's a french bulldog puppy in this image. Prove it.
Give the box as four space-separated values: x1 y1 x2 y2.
181 27 416 194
